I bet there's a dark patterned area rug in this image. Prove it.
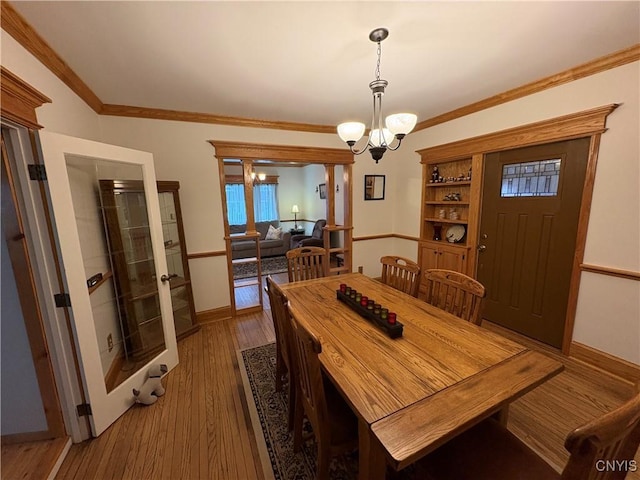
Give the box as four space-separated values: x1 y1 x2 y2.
238 343 418 480
238 343 358 480
233 255 289 280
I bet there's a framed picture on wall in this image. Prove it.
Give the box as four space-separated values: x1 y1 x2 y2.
318 183 326 199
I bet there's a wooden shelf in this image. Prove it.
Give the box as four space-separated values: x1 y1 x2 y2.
88 270 113 295
424 217 468 225
426 181 471 187
420 156 476 277
232 256 258 265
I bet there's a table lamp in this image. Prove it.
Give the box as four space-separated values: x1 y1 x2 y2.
291 205 300 229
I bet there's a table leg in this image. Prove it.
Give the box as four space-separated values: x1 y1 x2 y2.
492 405 510 426
358 418 387 480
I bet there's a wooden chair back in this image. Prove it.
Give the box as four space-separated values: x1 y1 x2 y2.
562 392 640 480
286 247 326 282
380 255 421 297
423 269 486 325
289 309 330 451
265 277 292 382
264 276 298 429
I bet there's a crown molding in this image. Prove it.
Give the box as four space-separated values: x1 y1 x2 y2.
100 104 335 134
3 1 637 133
1 66 51 129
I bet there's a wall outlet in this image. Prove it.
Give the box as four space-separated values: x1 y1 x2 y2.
107 333 113 352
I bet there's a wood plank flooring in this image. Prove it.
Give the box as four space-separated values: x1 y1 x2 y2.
1 436 69 480
55 313 273 480
8 299 637 480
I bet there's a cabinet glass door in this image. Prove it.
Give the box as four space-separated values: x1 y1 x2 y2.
159 191 193 336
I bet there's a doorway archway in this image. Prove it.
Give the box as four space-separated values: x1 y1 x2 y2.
209 141 354 315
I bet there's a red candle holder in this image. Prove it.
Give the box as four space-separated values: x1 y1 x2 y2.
388 312 397 325
339 283 347 293
360 296 368 307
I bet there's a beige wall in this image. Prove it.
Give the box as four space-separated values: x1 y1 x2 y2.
2 26 637 363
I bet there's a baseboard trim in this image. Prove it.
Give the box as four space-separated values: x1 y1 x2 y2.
570 341 640 385
47 437 72 480
196 306 232 324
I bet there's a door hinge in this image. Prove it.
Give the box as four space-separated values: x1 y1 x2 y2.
76 403 92 417
54 293 71 308
28 164 47 181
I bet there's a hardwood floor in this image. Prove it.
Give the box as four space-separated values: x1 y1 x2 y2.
55 313 274 480
1 437 69 480
13 305 635 480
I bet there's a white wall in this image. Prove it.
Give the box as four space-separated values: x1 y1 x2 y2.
396 61 640 363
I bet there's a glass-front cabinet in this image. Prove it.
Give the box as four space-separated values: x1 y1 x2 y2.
100 180 198 361
157 181 199 338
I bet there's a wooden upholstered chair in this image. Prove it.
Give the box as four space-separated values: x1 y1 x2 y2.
286 247 326 283
380 255 421 297
418 392 640 480
264 276 296 430
289 308 358 480
422 269 486 325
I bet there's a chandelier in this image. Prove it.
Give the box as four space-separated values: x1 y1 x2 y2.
337 28 417 163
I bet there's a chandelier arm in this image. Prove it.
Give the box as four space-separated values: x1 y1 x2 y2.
346 138 371 156
386 136 403 151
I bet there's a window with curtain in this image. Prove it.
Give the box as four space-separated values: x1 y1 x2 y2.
225 182 279 225
253 184 279 222
225 184 247 225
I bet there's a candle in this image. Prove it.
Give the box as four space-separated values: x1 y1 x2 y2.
367 300 374 310
339 283 347 293
373 304 381 315
360 296 368 307
388 312 397 325
345 287 352 295
355 293 362 302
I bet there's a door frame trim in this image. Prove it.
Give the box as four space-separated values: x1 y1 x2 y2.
1 135 66 442
416 104 619 354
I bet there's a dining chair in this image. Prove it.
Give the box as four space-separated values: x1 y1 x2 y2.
417 392 640 480
380 255 421 297
286 246 326 283
422 269 486 325
264 276 296 430
288 308 358 480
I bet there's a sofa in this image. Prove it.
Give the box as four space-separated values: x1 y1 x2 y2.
230 221 291 260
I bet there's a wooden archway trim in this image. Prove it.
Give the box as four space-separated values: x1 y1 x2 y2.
209 140 354 165
417 104 618 162
209 140 354 315
1 66 51 129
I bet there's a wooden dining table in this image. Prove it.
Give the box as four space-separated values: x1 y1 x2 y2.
278 272 564 479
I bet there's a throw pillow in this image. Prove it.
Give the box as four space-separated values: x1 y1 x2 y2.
265 225 282 240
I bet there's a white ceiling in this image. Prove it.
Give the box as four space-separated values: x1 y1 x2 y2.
9 1 640 128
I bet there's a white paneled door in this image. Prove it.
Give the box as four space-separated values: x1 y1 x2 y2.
38 131 178 436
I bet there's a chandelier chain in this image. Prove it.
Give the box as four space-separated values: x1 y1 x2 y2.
375 41 382 81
